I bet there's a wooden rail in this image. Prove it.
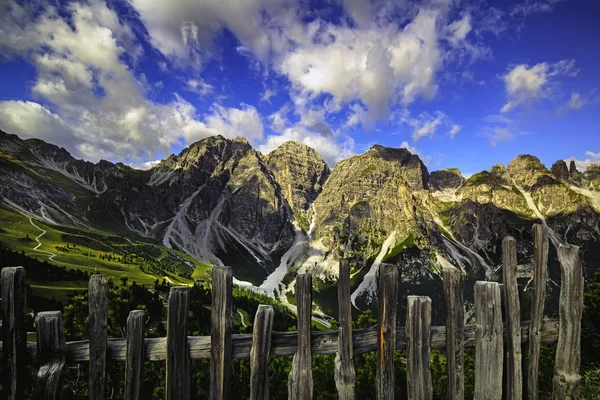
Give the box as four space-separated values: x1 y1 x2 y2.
0 225 584 399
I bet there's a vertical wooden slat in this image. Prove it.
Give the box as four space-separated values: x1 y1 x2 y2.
210 266 233 400
553 244 584 399
1 266 26 400
88 274 107 400
288 273 313 400
528 224 548 400
33 311 66 400
166 287 190 400
124 310 145 400
376 263 398 400
406 296 432 400
502 236 522 399
442 267 464 400
474 281 503 400
335 259 356 400
249 305 274 400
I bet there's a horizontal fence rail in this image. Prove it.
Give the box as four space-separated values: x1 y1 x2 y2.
0 224 584 400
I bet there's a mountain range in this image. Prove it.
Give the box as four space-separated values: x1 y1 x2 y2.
1 129 599 317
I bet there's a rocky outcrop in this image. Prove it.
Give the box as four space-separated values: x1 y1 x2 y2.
551 160 570 181
429 168 464 190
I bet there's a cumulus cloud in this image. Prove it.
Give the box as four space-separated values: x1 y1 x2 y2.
398 109 458 141
565 151 600 172
185 78 214 95
501 59 579 113
206 104 264 141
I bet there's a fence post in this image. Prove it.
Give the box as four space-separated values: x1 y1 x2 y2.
33 311 66 400
210 266 232 400
502 237 522 399
249 305 274 400
377 263 398 400
124 310 145 400
442 267 464 400
89 274 107 400
406 296 432 400
474 281 503 400
528 224 548 400
166 287 190 400
553 244 584 399
1 266 26 400
335 259 356 400
288 273 313 400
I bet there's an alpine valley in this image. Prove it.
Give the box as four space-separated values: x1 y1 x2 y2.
1 129 599 322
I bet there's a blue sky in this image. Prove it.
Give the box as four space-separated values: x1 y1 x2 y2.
0 0 598 175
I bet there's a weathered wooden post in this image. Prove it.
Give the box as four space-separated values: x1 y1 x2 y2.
474 281 503 400
335 259 356 400
502 236 522 399
166 287 190 400
442 267 464 400
406 296 432 400
124 310 145 400
1 266 26 400
288 273 313 400
553 244 584 399
528 224 548 400
210 266 232 400
249 305 274 400
89 274 107 400
377 263 398 400
33 311 66 400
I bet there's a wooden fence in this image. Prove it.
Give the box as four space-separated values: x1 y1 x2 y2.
0 224 584 399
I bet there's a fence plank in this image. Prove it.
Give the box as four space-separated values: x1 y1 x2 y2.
210 266 233 400
166 287 190 400
406 296 432 400
1 267 26 400
335 259 356 400
249 305 274 400
288 273 313 400
502 237 522 399
33 311 66 400
474 281 503 400
553 244 584 399
88 274 107 400
528 224 548 400
442 267 464 400
124 310 145 400
377 263 398 400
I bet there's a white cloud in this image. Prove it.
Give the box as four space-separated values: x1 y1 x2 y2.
565 151 600 172
186 78 214 95
479 126 515 147
501 59 579 113
399 140 442 167
206 104 264 141
449 124 461 138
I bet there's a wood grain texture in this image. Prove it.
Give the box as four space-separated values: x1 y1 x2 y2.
210 266 233 400
377 263 398 400
166 287 190 400
0 318 560 363
502 237 522 400
474 281 503 400
249 305 274 400
1 266 26 400
88 274 107 400
442 267 464 400
124 310 145 400
406 296 432 400
528 224 548 400
33 312 66 400
335 259 356 400
553 244 584 399
288 273 313 400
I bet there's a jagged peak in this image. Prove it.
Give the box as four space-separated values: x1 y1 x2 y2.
507 154 547 172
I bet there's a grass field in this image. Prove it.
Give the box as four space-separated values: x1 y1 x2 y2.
0 206 201 297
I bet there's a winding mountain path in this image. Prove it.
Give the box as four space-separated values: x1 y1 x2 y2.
26 217 57 261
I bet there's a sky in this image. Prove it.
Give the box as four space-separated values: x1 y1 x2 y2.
0 0 598 175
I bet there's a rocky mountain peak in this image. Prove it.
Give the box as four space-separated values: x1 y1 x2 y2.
551 160 570 181
430 168 464 191
507 154 551 190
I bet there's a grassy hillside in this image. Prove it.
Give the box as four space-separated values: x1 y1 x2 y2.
0 206 212 299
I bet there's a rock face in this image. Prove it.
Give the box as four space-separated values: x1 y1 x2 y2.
1 129 599 312
265 141 330 226
430 168 464 190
